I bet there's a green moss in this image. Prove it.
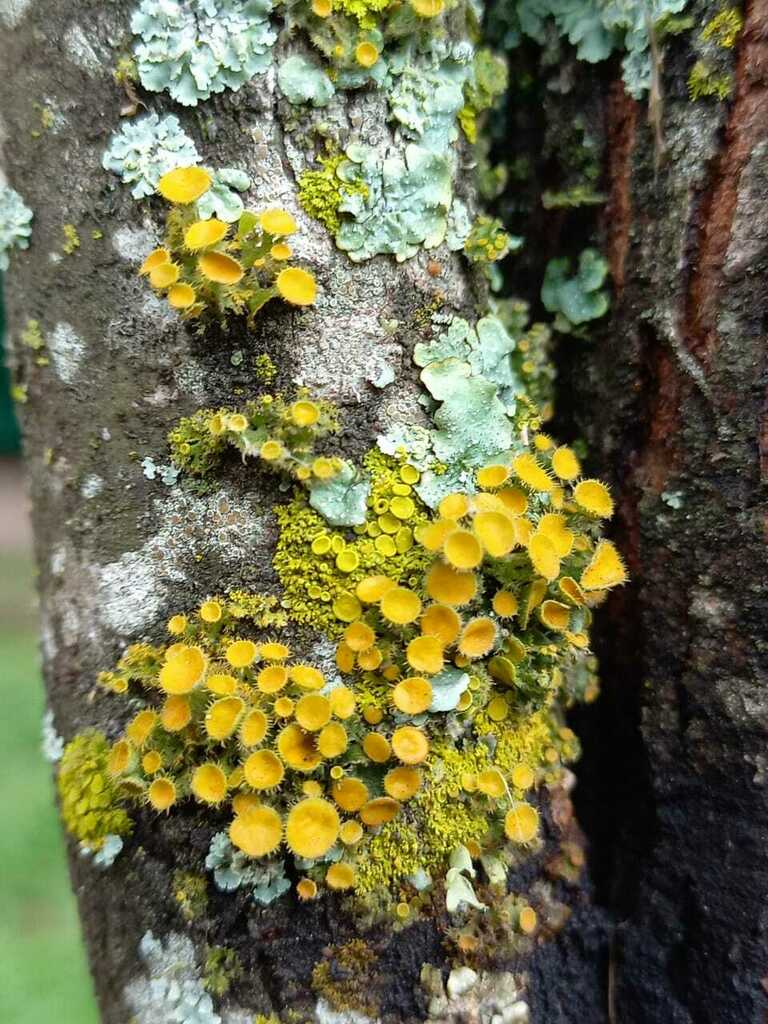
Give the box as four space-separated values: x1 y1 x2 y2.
21 319 43 350
298 154 369 235
168 407 237 477
172 870 208 922
203 945 242 996
335 0 391 26
702 7 744 48
226 590 289 629
253 352 278 384
354 821 424 894
312 940 380 1017
273 450 430 635
62 223 80 255
113 55 138 85
688 59 732 100
58 732 132 849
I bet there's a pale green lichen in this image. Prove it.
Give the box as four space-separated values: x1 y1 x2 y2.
0 184 33 270
131 0 277 106
206 833 291 904
278 54 335 107
540 248 609 334
516 0 689 97
308 462 371 528
104 147 252 222
102 113 200 198
126 931 221 1024
388 313 523 506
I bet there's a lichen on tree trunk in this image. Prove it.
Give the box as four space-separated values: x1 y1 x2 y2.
8 1 757 1023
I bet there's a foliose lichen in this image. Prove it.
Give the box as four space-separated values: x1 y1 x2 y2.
515 0 689 97
125 931 221 1024
540 248 610 335
130 0 277 106
0 183 33 271
102 112 201 198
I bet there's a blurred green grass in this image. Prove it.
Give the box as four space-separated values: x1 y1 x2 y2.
0 550 99 1023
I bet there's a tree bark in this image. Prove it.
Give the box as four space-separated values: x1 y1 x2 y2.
561 7 768 1023
0 2 610 1023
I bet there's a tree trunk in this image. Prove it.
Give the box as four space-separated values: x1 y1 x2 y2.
561 6 768 1023
0 2 611 1022
7 1 766 1023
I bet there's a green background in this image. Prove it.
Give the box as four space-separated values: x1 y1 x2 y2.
0 294 99 1022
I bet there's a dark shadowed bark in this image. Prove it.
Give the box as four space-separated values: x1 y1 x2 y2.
561 5 768 1022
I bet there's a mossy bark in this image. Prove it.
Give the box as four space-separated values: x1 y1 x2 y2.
0 2 607 1022
557 5 768 1022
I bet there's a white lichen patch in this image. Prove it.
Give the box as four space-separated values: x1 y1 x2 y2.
50 543 67 577
112 224 160 263
94 489 269 636
81 474 104 499
315 999 377 1024
291 265 401 401
97 547 167 637
48 322 85 384
41 708 64 763
421 965 529 1024
0 0 34 29
125 931 220 1024
64 23 105 73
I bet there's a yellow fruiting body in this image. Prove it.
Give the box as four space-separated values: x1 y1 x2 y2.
573 479 614 518
191 763 228 804
286 798 339 858
505 802 540 843
198 251 245 285
230 805 283 857
244 750 285 790
84 375 623 908
184 219 228 251
276 267 317 306
259 209 298 236
157 166 212 204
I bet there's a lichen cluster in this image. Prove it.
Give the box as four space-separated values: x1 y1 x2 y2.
131 0 277 106
138 167 317 321
168 391 372 528
50 0 626 994
273 450 431 634
76 382 623 912
513 0 690 97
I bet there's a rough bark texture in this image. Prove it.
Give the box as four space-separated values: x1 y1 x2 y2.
564 4 768 1022
0 2 608 1022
